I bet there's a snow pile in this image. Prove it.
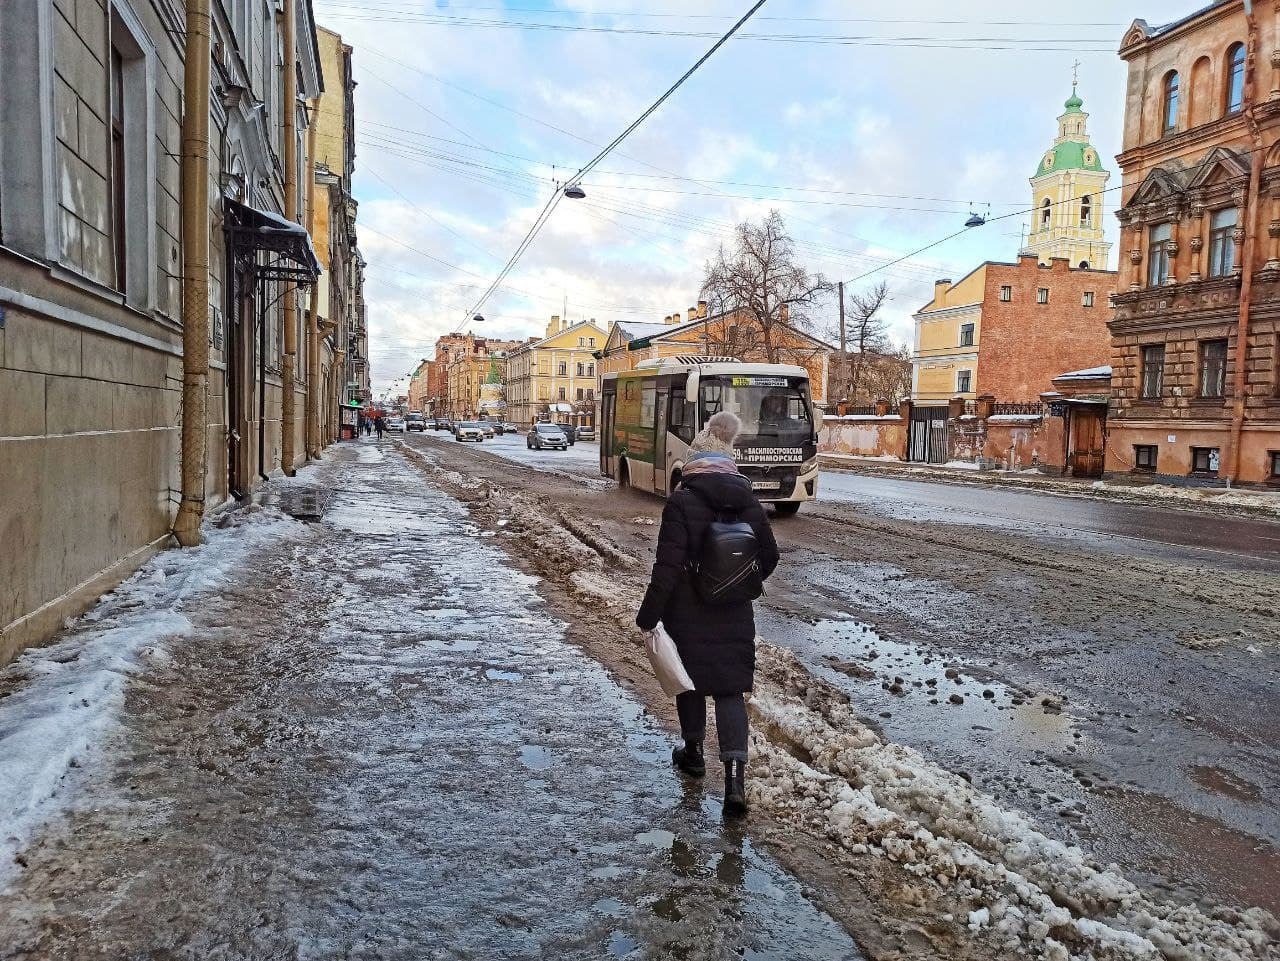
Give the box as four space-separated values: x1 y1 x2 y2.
747 645 1280 961
1091 482 1280 518
0 507 305 888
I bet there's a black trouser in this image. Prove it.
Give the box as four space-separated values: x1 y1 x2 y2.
676 692 748 762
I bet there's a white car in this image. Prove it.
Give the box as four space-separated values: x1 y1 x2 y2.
385 416 406 433
455 422 485 442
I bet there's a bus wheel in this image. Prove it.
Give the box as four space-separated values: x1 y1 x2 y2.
618 460 631 489
773 501 801 517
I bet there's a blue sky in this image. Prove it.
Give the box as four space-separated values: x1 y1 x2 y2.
308 0 1196 393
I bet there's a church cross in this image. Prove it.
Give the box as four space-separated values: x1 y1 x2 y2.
1072 59 1081 91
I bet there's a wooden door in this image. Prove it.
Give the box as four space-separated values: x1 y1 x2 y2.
1068 407 1106 478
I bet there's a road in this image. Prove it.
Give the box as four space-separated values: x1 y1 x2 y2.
404 429 1280 921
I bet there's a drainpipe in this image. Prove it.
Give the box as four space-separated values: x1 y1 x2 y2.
280 0 299 476
174 0 212 547
1227 4 1262 484
304 100 321 459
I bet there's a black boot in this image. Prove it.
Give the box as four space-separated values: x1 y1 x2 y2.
723 759 747 817
672 740 705 778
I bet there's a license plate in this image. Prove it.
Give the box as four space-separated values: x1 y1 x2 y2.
751 481 781 491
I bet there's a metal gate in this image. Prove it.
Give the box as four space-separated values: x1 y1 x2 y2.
908 406 949 464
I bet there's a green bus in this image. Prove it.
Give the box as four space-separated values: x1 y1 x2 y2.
600 357 819 516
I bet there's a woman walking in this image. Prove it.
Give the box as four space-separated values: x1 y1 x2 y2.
635 412 779 816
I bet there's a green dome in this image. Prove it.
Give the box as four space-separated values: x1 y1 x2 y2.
1065 92 1084 112
1034 140 1104 178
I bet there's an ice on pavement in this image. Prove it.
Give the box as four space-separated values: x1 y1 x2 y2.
0 508 304 890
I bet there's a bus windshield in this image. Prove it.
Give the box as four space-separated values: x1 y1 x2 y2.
699 375 813 443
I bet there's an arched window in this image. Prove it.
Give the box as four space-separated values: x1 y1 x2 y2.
1163 71 1180 133
1080 195 1093 227
1079 261 1091 270
1226 43 1246 114
1041 198 1052 228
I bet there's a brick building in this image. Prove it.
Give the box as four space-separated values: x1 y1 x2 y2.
1109 1 1280 483
913 257 1118 404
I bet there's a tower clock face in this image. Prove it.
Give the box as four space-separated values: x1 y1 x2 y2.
1044 151 1055 170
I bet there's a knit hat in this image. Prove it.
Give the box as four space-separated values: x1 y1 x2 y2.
689 411 741 457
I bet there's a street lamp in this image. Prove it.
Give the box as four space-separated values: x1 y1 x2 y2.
563 183 586 200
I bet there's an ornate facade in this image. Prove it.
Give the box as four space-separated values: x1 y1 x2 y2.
1110 2 1280 483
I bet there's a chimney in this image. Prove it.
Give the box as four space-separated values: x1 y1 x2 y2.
779 303 790 324
547 315 560 338
933 278 952 306
687 306 698 322
697 300 708 319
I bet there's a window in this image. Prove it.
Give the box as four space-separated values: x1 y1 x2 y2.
956 369 973 393
1080 261 1091 269
109 45 127 292
1199 339 1228 397
589 337 597 347
639 384 656 428
1163 71 1180 133
1037 287 1050 304
586 388 594 401
558 361 567 376
587 363 595 377
959 323 975 347
1208 207 1238 277
1270 451 1280 478
575 362 584 376
1140 344 1165 399
1191 447 1220 474
557 386 567 400
578 337 586 346
1082 291 1095 308
1041 198 1052 228
1148 223 1172 286
1080 195 1092 227
575 388 585 401
1134 445 1158 471
1226 43 1246 114
998 285 1012 302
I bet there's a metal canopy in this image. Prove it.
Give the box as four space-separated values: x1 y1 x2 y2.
225 198 322 282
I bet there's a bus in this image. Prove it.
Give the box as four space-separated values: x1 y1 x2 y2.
600 357 819 516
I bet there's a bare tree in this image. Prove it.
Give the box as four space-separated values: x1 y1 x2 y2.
700 211 831 364
832 281 892 403
860 343 913 405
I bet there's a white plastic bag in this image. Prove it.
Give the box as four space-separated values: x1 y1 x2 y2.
645 623 695 696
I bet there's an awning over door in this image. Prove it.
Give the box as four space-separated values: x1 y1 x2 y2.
225 199 322 282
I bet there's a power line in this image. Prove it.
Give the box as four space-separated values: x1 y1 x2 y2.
461 0 769 322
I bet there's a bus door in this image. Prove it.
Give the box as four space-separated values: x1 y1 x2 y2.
653 385 669 494
600 387 616 477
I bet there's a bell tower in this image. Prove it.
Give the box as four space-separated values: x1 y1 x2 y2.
1021 72 1112 269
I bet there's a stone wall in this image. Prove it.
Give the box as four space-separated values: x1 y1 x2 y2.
817 416 906 458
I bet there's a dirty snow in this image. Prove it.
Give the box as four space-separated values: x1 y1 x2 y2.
0 507 305 889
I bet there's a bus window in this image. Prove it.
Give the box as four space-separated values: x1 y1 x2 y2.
669 386 693 442
699 376 812 442
640 384 656 428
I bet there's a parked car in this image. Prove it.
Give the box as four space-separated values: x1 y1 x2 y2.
455 422 485 442
405 412 426 432
385 416 406 433
562 424 576 446
576 425 596 441
501 422 521 434
438 420 453 432
480 422 497 438
527 423 568 450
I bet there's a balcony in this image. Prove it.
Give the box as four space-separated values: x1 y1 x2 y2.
1111 273 1242 330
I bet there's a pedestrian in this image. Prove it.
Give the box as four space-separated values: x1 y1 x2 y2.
374 411 385 440
635 411 779 816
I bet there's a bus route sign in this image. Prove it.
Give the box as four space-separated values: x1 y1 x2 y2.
730 376 789 388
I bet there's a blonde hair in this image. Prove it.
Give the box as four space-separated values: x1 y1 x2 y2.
689 411 741 456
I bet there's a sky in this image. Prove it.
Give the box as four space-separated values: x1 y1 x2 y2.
307 0 1198 395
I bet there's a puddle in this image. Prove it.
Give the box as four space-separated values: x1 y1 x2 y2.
634 829 676 849
519 745 553 771
484 667 524 682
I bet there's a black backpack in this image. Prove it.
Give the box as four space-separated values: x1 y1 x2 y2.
685 487 763 605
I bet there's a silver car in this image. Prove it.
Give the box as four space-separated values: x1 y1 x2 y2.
455 422 485 442
527 423 568 450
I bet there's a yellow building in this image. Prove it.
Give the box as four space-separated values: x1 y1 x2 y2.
911 274 986 402
506 317 608 427
1022 81 1112 269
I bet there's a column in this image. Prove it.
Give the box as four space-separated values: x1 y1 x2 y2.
1188 205 1205 282
1267 193 1280 269
1127 223 1143 292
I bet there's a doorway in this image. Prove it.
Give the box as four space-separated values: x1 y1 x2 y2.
1067 406 1106 478
226 266 256 499
908 406 949 464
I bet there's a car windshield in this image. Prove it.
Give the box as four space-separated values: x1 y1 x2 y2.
536 425 562 433
699 375 813 442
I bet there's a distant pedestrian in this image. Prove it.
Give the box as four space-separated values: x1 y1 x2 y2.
374 412 385 440
635 411 779 816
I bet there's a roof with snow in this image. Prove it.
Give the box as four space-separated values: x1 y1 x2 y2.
1055 365 1112 380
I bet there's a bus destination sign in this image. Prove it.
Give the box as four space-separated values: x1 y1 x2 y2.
734 447 804 465
730 376 789 387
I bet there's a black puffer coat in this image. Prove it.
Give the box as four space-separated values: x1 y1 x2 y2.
635 471 780 695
